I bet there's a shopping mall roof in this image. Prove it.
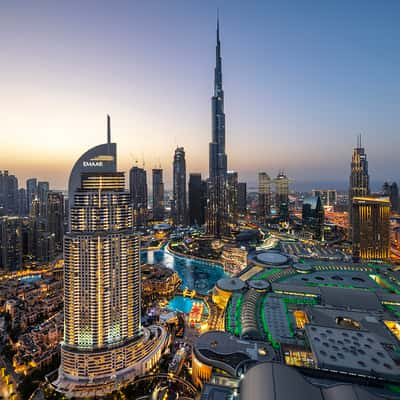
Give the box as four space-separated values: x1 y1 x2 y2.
305 324 399 381
239 362 383 400
216 277 246 293
255 251 290 266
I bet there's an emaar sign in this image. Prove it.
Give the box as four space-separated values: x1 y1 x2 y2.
83 161 104 167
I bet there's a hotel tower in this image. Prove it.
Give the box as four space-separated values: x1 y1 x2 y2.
55 117 167 397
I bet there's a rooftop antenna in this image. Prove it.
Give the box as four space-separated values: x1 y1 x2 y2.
107 115 111 143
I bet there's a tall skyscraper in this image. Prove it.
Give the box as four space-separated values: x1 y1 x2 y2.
47 191 64 253
18 188 28 216
258 173 271 223
37 181 50 217
26 178 37 214
152 168 164 221
274 172 289 220
0 216 22 270
226 171 238 229
207 16 229 237
56 118 166 397
237 182 247 215
0 171 18 215
302 196 324 241
129 166 148 227
188 173 206 226
172 147 187 226
352 197 390 261
349 135 370 227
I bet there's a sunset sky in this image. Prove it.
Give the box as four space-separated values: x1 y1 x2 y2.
2 0 400 191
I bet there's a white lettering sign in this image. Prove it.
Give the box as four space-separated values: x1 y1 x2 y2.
83 161 104 167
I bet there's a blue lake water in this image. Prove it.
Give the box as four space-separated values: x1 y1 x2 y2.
19 274 41 283
141 248 226 294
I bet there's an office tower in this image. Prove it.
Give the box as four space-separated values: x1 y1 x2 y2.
382 181 399 212
36 232 56 262
172 147 187 226
0 171 19 215
258 172 271 223
47 191 64 253
0 216 22 270
129 166 148 227
37 181 50 217
207 16 229 237
56 119 166 397
26 178 37 214
152 168 164 221
352 197 390 261
312 189 337 207
226 171 238 229
188 173 206 226
302 196 324 240
18 188 28 216
237 182 247 215
274 172 289 220
349 135 369 227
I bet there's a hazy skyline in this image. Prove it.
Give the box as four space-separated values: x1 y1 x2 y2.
2 0 399 190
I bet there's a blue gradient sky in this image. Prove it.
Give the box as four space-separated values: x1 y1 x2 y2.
1 0 399 191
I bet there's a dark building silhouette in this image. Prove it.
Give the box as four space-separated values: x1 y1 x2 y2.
0 216 22 270
352 197 390 261
237 182 247 215
302 196 324 240
0 171 18 215
152 168 164 221
37 181 50 217
26 178 37 214
18 188 28 216
382 181 399 212
47 191 64 253
129 166 148 227
172 147 187 226
207 16 229 237
188 174 206 226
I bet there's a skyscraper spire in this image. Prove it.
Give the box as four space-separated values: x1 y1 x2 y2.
107 114 111 143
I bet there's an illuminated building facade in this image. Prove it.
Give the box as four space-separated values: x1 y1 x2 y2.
172 147 187 226
207 17 229 237
258 172 271 223
152 168 164 221
221 245 247 275
129 166 148 227
274 172 289 220
226 171 238 229
55 118 167 397
349 135 369 228
352 197 390 261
